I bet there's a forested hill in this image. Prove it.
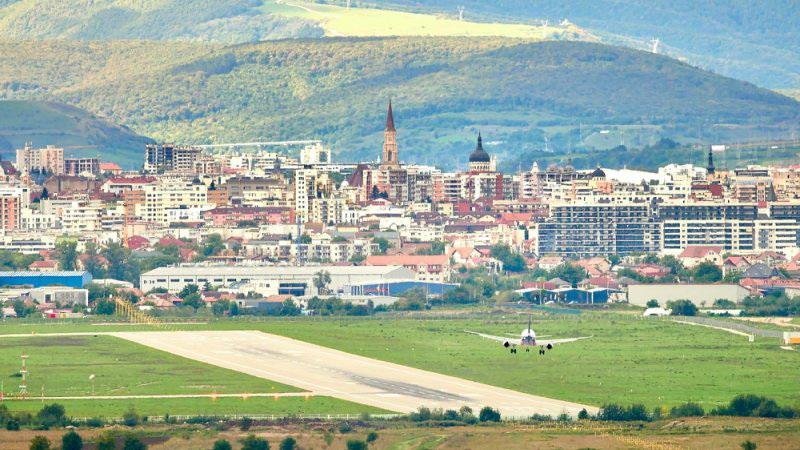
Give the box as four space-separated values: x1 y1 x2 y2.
0 38 797 169
355 0 800 89
0 101 153 167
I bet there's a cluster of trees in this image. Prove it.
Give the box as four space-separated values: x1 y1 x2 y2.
29 430 147 450
742 293 800 316
490 244 527 273
591 394 798 422
307 297 372 316
618 256 727 284
407 406 499 424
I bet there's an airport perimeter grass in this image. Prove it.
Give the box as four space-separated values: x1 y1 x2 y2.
0 336 300 397
2 313 799 411
3 396 384 418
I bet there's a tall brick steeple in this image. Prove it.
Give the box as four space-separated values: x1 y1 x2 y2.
381 100 399 168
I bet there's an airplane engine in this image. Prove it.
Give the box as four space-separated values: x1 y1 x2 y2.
503 341 510 348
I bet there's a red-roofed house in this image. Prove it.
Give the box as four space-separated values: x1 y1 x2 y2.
678 245 723 268
365 254 451 282
29 259 58 272
632 263 671 279
126 235 151 251
99 162 123 175
723 256 751 276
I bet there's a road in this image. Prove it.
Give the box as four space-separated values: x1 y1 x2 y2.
114 330 596 418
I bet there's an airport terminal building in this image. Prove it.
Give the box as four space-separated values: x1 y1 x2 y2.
140 265 417 297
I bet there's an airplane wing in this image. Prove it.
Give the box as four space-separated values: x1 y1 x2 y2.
536 336 592 346
465 331 521 346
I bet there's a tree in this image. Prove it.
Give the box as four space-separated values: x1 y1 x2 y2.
240 435 269 450
577 408 590 420
693 262 722 283
40 187 50 200
94 299 116 315
122 435 147 450
279 299 301 316
373 237 390 254
62 431 83 450
549 263 588 287
490 244 526 272
213 440 232 450
122 407 141 427
345 441 367 450
667 299 698 316
83 242 106 278
181 292 204 310
713 298 737 309
36 403 66 428
201 234 225 258
646 299 659 308
313 270 332 295
103 242 136 283
278 437 297 450
478 406 501 422
55 240 78 271
366 431 378 443
29 436 51 450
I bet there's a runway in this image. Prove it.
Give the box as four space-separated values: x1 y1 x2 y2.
113 330 596 418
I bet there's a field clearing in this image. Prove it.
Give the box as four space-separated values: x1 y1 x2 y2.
0 336 299 397
262 1 582 39
2 396 383 418
2 313 798 410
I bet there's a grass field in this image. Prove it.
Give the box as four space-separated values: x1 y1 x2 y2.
0 336 299 397
2 313 798 411
262 1 585 39
3 396 384 418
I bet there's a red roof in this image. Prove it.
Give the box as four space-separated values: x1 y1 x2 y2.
107 176 155 184
126 235 151 250
679 245 723 258
365 254 448 267
29 260 57 269
99 162 122 171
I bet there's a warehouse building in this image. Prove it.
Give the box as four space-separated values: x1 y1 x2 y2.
0 271 92 288
140 265 416 296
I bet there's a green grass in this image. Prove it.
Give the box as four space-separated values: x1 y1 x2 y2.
3 396 384 417
3 313 799 410
0 336 300 397
262 1 582 39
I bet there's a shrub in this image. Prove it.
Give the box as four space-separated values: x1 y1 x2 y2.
667 299 697 316
366 431 379 443
411 406 431 422
338 422 353 433
213 439 233 450
122 435 147 450
529 414 553 422
741 440 757 450
96 433 117 450
6 417 20 430
346 440 367 450
62 431 83 450
646 299 659 308
478 406 501 422
577 408 590 420
598 403 652 421
670 402 705 417
239 416 253 431
122 408 141 427
557 413 572 422
240 434 270 450
29 436 51 450
278 437 296 450
85 417 105 428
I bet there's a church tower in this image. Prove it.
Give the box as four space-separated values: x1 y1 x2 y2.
381 101 399 169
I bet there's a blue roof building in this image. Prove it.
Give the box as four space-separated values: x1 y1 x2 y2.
0 271 92 289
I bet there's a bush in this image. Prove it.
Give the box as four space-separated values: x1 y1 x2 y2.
346 440 367 450
577 408 590 420
239 416 253 431
240 434 270 450
85 417 106 428
36 403 67 429
278 437 296 450
529 414 553 422
366 431 379 443
62 431 83 450
410 406 432 422
29 436 51 450
6 417 20 430
213 439 233 450
666 299 697 316
670 402 705 417
741 440 757 450
646 299 659 308
338 422 353 433
598 403 652 421
96 433 117 450
122 408 141 427
123 435 147 450
557 413 572 422
478 406 501 422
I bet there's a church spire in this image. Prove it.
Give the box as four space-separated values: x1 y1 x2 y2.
385 100 395 132
707 147 715 175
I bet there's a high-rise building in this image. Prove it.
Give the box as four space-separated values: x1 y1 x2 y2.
64 157 100 176
144 144 202 173
16 144 64 175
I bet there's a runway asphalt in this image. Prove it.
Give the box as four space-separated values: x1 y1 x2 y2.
114 330 596 418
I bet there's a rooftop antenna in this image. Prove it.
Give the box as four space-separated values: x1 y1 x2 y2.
457 6 465 20
649 38 660 54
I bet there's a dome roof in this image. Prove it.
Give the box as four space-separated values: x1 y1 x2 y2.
590 167 606 178
469 133 491 163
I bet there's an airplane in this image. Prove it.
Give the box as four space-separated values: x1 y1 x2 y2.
466 316 591 354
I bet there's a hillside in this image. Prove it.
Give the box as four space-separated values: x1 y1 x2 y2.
0 0 582 43
0 38 797 170
354 0 800 90
0 100 153 168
